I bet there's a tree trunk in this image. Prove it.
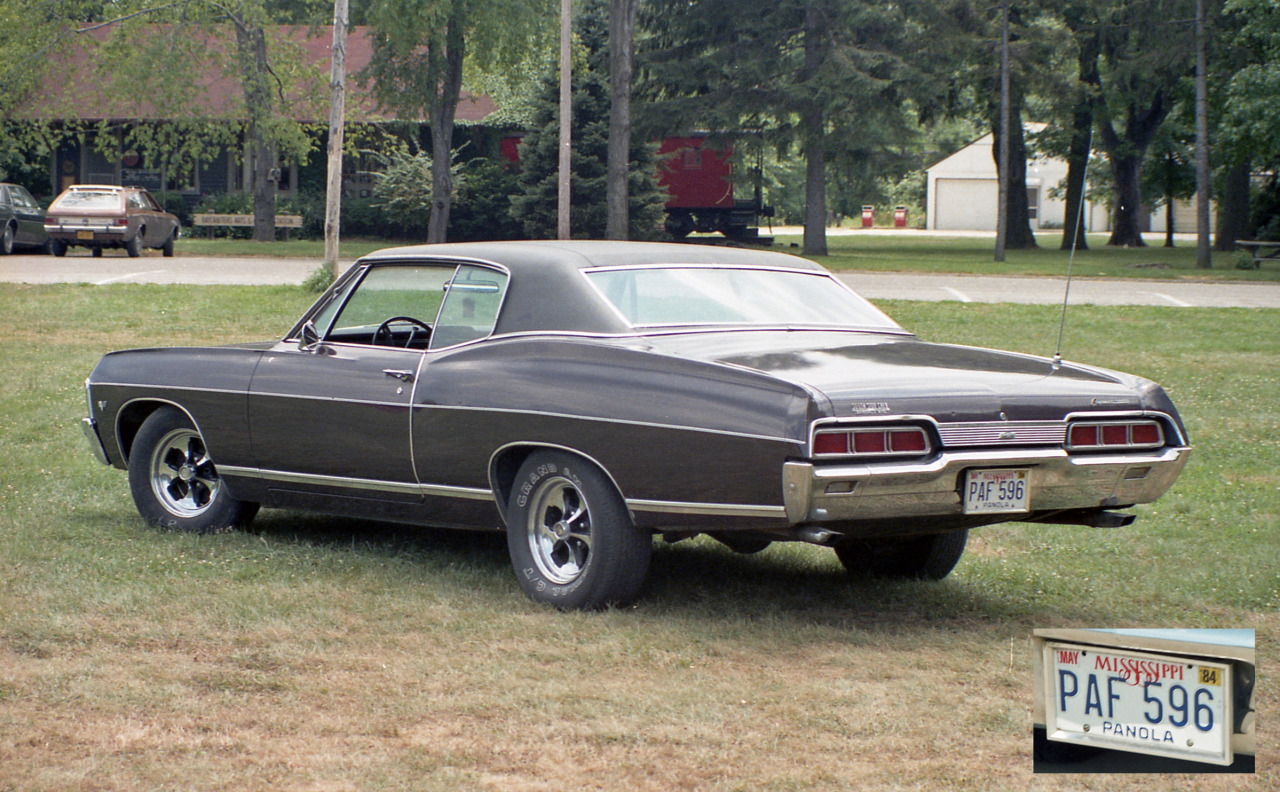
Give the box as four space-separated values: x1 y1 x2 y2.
1108 152 1147 247
1060 30 1098 252
427 14 465 244
1164 198 1175 247
801 2 827 256
235 23 277 243
991 96 1037 250
1214 159 1251 251
1194 0 1210 268
606 0 638 240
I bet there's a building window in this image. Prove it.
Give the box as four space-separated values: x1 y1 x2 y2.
1027 187 1039 221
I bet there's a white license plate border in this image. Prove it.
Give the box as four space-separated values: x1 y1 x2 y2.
1042 640 1234 766
962 467 1030 514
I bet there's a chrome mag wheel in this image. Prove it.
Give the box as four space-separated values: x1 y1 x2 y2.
526 475 594 585
148 427 221 518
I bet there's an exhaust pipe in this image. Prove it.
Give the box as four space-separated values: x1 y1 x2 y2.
796 526 838 546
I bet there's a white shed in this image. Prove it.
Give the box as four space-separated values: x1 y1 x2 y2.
925 125 1116 233
925 126 1208 234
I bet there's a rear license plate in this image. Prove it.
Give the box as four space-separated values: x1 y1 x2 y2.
962 468 1028 513
76 230 94 240
1043 641 1233 765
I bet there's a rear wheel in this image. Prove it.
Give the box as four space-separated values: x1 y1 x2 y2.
505 450 651 609
1 223 13 255
91 247 103 257
835 530 968 581
50 238 67 257
125 229 142 257
127 407 258 533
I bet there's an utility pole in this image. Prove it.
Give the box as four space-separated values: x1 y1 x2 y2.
557 0 572 239
323 0 349 277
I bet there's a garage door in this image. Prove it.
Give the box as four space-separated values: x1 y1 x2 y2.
934 178 998 231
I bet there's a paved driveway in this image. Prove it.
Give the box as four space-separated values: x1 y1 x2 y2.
2 251 1279 308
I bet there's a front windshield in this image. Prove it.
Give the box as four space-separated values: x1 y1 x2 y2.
583 266 902 330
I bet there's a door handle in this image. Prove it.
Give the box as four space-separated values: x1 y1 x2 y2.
383 369 415 383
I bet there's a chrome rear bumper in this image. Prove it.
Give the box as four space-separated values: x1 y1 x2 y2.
783 446 1190 524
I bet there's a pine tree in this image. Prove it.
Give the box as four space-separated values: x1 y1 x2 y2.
511 0 666 240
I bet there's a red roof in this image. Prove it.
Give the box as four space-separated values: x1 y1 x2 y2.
17 24 496 124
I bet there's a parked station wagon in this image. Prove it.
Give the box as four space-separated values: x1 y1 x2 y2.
45 184 179 257
81 241 1191 608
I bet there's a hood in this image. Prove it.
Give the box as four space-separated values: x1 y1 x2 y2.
643 330 1155 424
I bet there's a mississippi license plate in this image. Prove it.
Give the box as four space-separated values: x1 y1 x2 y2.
76 230 94 240
1044 641 1233 765
962 468 1028 513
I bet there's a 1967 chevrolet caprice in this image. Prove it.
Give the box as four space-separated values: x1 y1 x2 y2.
81 241 1191 609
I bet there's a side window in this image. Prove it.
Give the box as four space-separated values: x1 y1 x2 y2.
326 265 455 346
429 265 510 349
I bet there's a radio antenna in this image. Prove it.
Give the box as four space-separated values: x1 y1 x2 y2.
1053 130 1092 367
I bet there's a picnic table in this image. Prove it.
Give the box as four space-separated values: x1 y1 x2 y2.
1236 240 1280 269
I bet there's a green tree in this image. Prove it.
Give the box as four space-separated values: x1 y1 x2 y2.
363 0 549 243
511 0 665 239
1088 0 1197 247
639 0 935 256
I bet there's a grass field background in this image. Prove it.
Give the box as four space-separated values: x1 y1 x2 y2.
0 282 1274 790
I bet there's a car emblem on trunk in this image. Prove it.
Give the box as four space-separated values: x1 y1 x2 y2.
848 402 891 415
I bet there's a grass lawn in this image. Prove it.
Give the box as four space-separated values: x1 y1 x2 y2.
0 283 1274 790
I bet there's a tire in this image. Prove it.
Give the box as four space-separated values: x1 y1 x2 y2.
50 238 67 257
0 223 13 255
92 247 103 257
162 231 175 257
125 229 142 257
834 529 968 581
505 450 651 610
127 406 258 533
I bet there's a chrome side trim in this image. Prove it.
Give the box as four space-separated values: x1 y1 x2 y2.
430 403 803 446
218 466 493 501
626 498 785 520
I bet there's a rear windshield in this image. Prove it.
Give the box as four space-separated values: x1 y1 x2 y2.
583 265 902 331
52 191 123 211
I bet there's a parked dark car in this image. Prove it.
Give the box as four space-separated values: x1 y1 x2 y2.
0 182 50 254
45 184 179 257
81 241 1191 609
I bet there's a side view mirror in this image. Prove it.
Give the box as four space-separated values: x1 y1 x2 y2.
299 320 321 352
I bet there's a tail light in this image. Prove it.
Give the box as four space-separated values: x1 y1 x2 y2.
812 425 931 459
1067 419 1164 451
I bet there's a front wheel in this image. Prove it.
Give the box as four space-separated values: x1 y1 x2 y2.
1 223 13 255
127 407 258 533
834 530 968 581
505 451 651 610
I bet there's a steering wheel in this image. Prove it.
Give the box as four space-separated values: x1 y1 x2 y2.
373 316 431 348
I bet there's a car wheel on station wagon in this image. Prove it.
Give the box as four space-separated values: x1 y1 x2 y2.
127 406 258 534
835 529 968 581
505 450 651 610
